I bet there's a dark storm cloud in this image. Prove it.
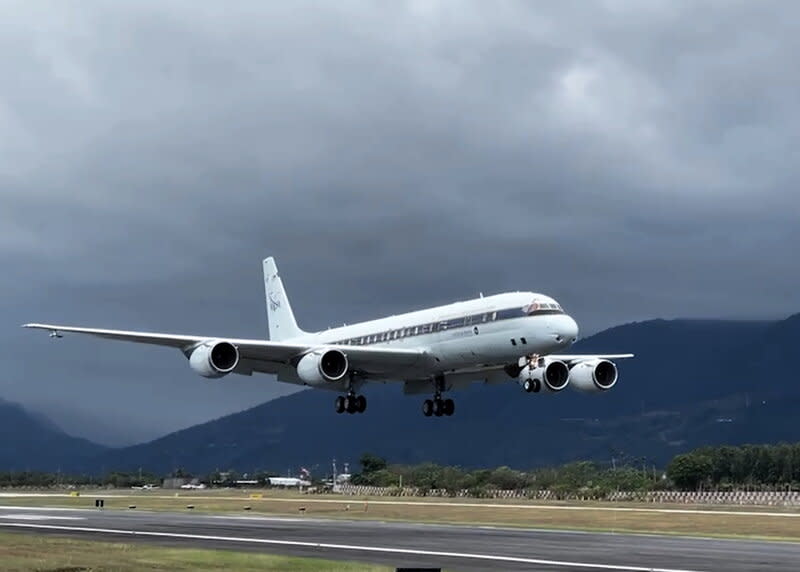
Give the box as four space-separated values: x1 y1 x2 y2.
2 1 798 443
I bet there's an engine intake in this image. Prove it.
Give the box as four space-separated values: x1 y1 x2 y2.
188 340 239 378
569 359 618 392
297 349 349 386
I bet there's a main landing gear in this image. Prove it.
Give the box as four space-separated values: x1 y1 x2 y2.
335 393 367 415
422 375 454 417
422 397 454 417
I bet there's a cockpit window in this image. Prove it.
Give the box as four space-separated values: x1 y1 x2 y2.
523 300 564 316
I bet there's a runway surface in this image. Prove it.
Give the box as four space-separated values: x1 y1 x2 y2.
1 505 799 571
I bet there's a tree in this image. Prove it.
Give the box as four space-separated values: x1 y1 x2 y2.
359 453 387 475
667 453 712 490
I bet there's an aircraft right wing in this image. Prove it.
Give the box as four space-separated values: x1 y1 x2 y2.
22 323 429 377
551 354 634 365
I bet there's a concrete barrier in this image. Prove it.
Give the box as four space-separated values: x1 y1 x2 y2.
333 485 800 506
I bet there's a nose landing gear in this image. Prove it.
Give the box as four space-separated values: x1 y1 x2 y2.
522 378 541 393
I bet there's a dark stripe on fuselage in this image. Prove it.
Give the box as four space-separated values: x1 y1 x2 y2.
332 307 563 346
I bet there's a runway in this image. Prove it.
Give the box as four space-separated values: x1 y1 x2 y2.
1 506 799 571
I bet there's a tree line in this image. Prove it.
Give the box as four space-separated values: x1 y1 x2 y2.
4 442 800 492
351 453 661 498
353 442 800 494
666 443 800 490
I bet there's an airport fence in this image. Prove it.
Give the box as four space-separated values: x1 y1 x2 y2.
609 490 800 506
335 485 800 505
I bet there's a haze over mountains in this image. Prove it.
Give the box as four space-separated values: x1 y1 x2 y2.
0 399 107 471
5 314 800 475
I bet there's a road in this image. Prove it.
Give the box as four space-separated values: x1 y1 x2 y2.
1 505 798 571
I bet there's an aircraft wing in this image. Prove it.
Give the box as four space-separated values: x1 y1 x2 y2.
21 323 426 375
551 354 634 365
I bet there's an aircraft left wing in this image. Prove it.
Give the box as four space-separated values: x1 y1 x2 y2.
21 323 426 375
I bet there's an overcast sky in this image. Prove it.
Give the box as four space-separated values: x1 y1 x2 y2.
2 1 798 445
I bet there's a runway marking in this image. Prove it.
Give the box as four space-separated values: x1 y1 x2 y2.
0 506 94 512
209 515 314 523
3 496 800 518
0 515 84 521
0 522 704 572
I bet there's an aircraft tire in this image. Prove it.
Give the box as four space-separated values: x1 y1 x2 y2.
356 395 367 413
345 395 358 414
434 399 444 417
422 399 434 417
335 396 346 414
443 398 455 416
523 379 533 393
532 379 541 393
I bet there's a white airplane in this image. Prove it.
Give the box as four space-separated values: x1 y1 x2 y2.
24 257 632 417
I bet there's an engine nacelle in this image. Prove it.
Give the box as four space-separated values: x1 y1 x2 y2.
188 340 239 379
569 359 618 393
518 357 570 393
296 349 349 387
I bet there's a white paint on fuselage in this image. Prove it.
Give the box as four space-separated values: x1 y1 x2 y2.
284 292 579 378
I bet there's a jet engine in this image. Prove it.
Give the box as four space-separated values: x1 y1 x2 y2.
188 340 239 378
296 349 349 387
518 357 570 393
568 359 618 392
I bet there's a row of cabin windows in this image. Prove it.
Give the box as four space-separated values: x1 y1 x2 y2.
335 311 499 346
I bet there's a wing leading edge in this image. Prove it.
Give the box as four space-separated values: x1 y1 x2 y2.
21 323 426 375
552 354 634 365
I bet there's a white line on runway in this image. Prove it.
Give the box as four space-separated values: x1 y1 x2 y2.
0 506 94 512
0 514 84 521
0 521 704 572
3 496 799 518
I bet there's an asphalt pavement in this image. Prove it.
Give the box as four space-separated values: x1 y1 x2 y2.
1 505 798 571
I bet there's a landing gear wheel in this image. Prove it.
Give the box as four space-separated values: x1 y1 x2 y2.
523 379 533 393
335 396 346 414
356 395 367 413
443 398 455 416
345 395 358 414
434 398 444 417
532 379 541 393
422 399 434 417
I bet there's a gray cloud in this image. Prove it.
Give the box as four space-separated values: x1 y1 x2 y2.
2 1 799 444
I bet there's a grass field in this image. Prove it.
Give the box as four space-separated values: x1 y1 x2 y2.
3 489 800 541
0 531 389 571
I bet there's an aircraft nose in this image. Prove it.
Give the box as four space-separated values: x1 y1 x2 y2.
553 315 579 345
565 315 579 342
